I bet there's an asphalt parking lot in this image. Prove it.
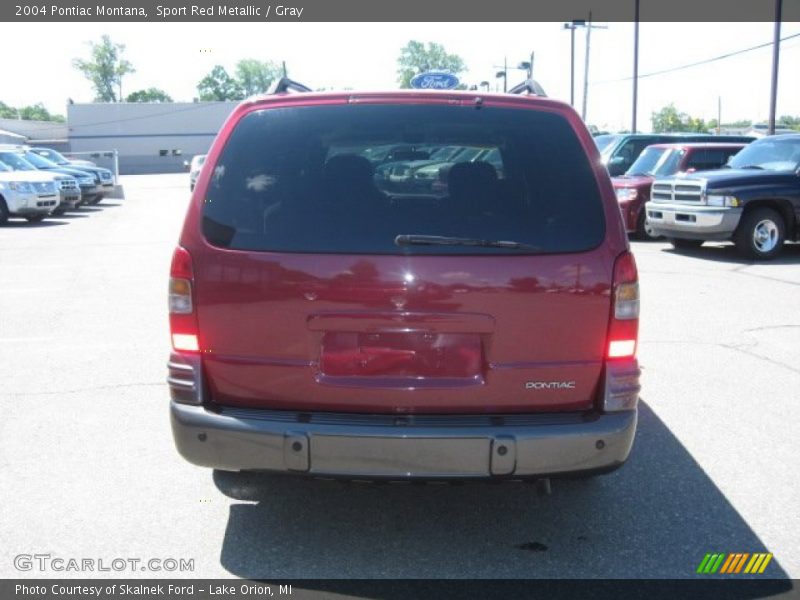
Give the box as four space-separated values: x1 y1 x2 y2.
0 173 798 581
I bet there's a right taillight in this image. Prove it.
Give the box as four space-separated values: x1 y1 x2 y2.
603 251 641 411
607 251 639 359
169 246 199 353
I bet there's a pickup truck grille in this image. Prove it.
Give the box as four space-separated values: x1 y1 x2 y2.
651 180 704 203
58 179 78 191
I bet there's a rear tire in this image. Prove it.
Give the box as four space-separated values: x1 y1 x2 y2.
733 207 785 261
89 195 103 205
0 197 8 225
26 215 46 223
669 238 704 250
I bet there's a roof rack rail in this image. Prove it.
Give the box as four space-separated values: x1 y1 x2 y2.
508 79 548 97
268 77 312 95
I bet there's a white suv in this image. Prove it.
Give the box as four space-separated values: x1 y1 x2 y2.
0 161 60 223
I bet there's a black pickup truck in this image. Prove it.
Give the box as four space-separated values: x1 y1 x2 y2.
645 134 800 260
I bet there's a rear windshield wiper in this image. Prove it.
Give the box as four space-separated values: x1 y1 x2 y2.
736 164 765 170
395 234 542 252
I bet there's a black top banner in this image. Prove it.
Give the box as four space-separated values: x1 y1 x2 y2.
3 0 800 22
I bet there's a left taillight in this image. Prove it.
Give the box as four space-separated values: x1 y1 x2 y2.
169 246 199 353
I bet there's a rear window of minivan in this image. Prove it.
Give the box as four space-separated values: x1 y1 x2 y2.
201 103 605 255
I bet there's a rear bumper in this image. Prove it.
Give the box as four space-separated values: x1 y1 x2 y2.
171 402 637 479
645 201 742 240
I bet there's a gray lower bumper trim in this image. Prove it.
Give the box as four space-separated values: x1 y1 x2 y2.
171 402 637 478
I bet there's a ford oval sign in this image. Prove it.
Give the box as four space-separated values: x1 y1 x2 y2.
410 71 460 90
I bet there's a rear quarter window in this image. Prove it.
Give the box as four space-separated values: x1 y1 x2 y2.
201 103 606 255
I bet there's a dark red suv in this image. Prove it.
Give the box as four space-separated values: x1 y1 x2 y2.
168 80 640 482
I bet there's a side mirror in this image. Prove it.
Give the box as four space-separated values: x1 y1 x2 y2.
183 160 190 171
607 156 626 176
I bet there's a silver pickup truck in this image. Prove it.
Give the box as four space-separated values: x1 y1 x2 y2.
645 134 800 260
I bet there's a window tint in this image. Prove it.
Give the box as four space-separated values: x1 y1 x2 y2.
626 147 684 177
0 152 36 171
202 104 605 255
626 146 667 176
616 138 654 169
728 138 800 171
685 148 738 171
594 134 618 153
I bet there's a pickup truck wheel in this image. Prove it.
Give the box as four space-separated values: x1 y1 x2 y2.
734 207 785 260
636 210 660 240
0 198 8 225
668 238 703 250
26 215 46 223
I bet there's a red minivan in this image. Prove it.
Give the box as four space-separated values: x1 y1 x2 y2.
168 80 640 481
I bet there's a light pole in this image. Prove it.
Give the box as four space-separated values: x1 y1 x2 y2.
768 0 782 135
494 55 534 92
632 0 640 133
581 13 608 122
563 20 585 106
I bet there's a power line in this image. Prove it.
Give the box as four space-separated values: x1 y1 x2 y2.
591 31 800 85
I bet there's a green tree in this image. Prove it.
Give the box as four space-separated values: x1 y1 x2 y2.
0 101 16 119
708 118 752 131
396 41 466 88
18 103 55 121
72 35 136 102
651 104 707 133
235 59 282 96
125 88 173 103
777 115 800 131
197 65 244 101
0 101 64 122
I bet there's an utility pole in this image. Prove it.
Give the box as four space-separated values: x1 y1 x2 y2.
282 61 288 78
581 13 607 122
563 21 584 106
569 27 576 105
503 56 508 92
632 0 640 133
768 0 782 135
582 12 592 120
717 96 722 134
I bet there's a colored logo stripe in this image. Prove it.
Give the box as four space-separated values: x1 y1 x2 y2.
698 553 773 575
744 553 773 574
697 553 725 574
720 553 749 573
